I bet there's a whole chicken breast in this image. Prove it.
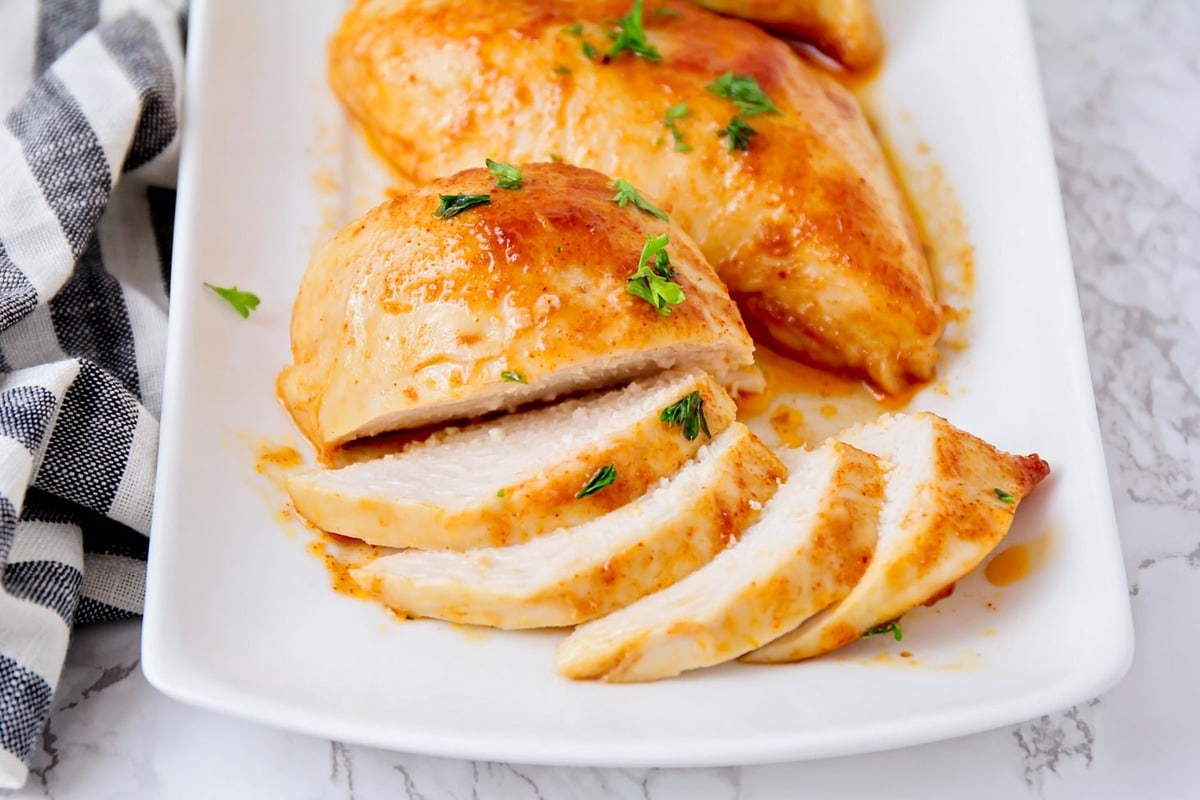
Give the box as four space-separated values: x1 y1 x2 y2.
328 0 943 394
278 163 755 454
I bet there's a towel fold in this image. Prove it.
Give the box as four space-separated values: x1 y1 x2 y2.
0 1 183 788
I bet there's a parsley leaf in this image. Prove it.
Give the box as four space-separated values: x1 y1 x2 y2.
652 246 674 278
434 193 491 218
994 488 1016 504
501 370 527 383
553 64 572 75
863 620 903 641
662 102 692 152
706 72 780 116
562 23 584 36
626 233 685 315
612 178 669 221
717 114 757 152
205 283 260 318
582 40 598 60
659 391 711 441
485 158 523 190
497 488 507 498
549 153 564 162
607 0 661 62
576 464 617 498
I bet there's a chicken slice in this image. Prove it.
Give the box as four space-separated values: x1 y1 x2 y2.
557 440 882 682
287 370 736 549
350 423 785 629
692 0 884 70
744 412 1050 663
278 163 755 454
328 0 942 394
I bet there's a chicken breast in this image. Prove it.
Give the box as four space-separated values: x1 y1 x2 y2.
350 423 785 629
692 0 883 70
287 370 737 549
744 412 1050 663
328 0 943 394
557 440 882 682
278 163 755 454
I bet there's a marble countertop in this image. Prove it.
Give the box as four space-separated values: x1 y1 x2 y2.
9 1 1199 797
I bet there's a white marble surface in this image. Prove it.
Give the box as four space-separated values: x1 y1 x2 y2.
9 0 1200 797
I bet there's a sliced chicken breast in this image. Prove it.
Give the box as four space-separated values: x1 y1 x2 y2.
557 440 882 682
287 370 737 549
328 0 942 394
278 163 755 454
350 423 785 629
693 0 884 69
744 412 1050 663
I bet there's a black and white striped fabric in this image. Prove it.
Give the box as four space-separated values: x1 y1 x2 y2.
0 1 183 788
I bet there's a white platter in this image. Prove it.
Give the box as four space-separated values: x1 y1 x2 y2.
141 0 1133 767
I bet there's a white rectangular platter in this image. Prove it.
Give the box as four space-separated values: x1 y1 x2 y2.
141 0 1133 766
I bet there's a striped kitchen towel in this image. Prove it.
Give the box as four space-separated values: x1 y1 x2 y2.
0 1 184 789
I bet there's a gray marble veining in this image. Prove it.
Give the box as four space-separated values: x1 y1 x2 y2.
8 1 1200 797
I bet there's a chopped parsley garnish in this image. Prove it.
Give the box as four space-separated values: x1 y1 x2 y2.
626 233 684 315
612 178 669 221
576 464 617 498
863 620 903 641
717 114 757 152
708 73 777 152
549 153 564 162
582 40 598 60
553 64 572 75
501 370 527 383
995 488 1016 504
434 193 491 218
204 283 260 318
562 23 584 36
662 102 692 152
659 391 711 441
485 159 523 190
606 0 661 62
496 488 507 498
706 72 780 116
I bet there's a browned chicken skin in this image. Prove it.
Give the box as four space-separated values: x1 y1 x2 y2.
278 163 755 453
328 0 943 394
